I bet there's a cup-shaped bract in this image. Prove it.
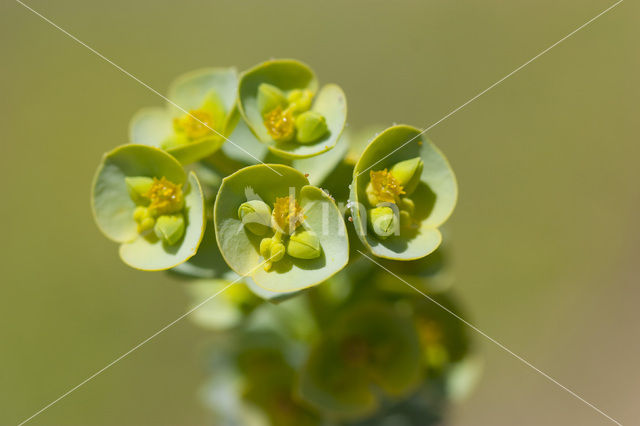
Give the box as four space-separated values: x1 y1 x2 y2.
92 144 205 270
129 68 239 164
350 125 457 260
214 164 349 293
298 304 423 420
238 59 347 159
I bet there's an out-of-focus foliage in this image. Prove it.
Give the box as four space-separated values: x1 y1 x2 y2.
198 248 480 426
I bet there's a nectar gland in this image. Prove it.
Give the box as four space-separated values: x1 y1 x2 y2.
173 109 215 140
368 169 405 204
144 177 184 215
263 105 295 142
272 196 305 235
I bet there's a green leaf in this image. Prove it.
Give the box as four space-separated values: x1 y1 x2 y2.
119 171 205 270
350 125 457 260
92 144 186 243
298 304 422 419
214 164 349 292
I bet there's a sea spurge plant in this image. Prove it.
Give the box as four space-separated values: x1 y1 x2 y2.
92 144 205 270
350 125 457 260
238 59 347 159
214 164 348 292
91 59 475 425
130 68 238 164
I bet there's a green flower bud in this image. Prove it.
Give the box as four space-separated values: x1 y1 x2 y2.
238 200 272 236
295 111 328 144
399 210 412 229
257 83 286 116
390 157 423 195
286 89 313 114
270 240 285 262
125 176 154 200
259 237 272 258
154 214 185 245
133 206 155 233
398 197 415 215
287 228 321 259
369 206 399 239
259 236 285 271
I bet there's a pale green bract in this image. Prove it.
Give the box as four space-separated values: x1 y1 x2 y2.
129 68 239 164
92 144 205 271
214 164 349 292
350 125 458 260
216 118 349 188
238 59 347 159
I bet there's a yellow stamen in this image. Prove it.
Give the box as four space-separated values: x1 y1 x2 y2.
263 105 295 142
173 109 214 140
143 177 184 215
272 196 305 234
369 169 405 203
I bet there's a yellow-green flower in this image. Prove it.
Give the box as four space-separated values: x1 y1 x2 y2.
129 68 239 164
213 164 348 292
238 59 347 159
350 125 457 260
92 145 205 270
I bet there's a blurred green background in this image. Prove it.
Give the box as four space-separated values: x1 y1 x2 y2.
1 0 638 424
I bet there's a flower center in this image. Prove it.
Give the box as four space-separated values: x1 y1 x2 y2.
369 169 405 203
144 177 184 215
173 109 214 140
272 196 304 234
263 105 295 142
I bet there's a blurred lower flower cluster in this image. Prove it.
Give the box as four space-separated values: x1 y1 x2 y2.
186 247 481 426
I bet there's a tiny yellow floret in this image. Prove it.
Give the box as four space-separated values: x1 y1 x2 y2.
272 196 305 234
173 109 215 140
144 177 184 215
263 105 295 142
368 169 405 204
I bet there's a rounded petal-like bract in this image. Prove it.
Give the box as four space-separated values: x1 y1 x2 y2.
92 144 205 270
238 59 347 159
129 68 239 164
214 164 349 292
350 125 457 260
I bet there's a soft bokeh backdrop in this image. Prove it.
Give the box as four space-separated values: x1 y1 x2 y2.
1 0 638 424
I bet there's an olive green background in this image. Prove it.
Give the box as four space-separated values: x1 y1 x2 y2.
1 0 638 424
